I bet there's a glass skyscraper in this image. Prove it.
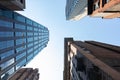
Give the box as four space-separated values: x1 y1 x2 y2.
65 0 87 20
0 10 49 80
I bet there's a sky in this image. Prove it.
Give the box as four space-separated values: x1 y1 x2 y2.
18 0 120 80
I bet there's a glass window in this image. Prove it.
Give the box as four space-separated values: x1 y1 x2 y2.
27 37 33 43
34 32 38 36
26 19 32 25
16 38 26 45
16 45 26 53
27 32 33 36
28 43 33 48
14 13 25 23
33 22 38 27
15 23 26 30
27 54 33 61
0 10 13 19
16 58 26 70
1 67 14 80
34 41 38 45
27 48 33 54
34 28 38 32
15 32 26 37
0 58 14 70
0 20 13 28
34 37 38 41
0 40 14 50
0 50 14 60
16 52 26 61
0 32 13 37
34 50 39 55
34 45 38 50
27 26 33 31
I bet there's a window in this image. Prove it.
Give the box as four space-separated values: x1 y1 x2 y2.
16 52 26 61
26 19 32 25
16 38 26 45
0 50 14 60
16 45 26 53
15 32 26 37
15 23 26 30
1 67 14 80
14 13 25 23
27 54 33 61
0 58 14 70
28 43 33 48
27 37 33 43
34 32 38 36
34 28 38 32
0 40 14 50
0 10 13 19
0 32 13 37
27 26 33 31
33 22 38 27
34 37 38 41
27 32 33 36
0 20 13 28
27 48 33 54
16 58 26 70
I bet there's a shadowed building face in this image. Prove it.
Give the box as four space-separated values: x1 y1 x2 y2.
64 38 120 80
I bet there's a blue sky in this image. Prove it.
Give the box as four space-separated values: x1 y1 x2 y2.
18 0 120 80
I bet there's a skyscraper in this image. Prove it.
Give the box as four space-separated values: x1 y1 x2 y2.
8 68 39 80
65 0 87 20
0 9 49 80
64 38 120 80
88 0 120 18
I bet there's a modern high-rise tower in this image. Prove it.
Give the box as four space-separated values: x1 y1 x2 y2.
64 38 120 80
65 0 87 20
0 9 49 80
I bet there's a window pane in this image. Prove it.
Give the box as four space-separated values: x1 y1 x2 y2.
0 58 14 70
14 13 25 23
0 20 13 28
0 10 13 18
15 23 26 30
16 38 26 45
15 32 26 37
0 40 14 50
26 19 32 25
16 52 26 61
16 58 26 70
16 46 26 53
0 50 14 60
0 32 13 37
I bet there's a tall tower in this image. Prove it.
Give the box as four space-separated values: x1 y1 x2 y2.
0 7 49 80
65 0 87 20
64 38 120 80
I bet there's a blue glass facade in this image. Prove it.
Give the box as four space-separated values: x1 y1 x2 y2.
0 10 49 80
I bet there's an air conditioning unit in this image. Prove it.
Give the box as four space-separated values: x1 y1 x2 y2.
0 0 25 10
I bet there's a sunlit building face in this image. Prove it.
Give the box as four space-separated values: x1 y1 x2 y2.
0 10 49 80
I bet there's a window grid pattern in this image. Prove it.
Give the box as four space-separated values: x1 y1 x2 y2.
0 10 49 80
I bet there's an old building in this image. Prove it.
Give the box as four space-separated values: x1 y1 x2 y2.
88 0 120 18
8 68 39 80
64 38 120 80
